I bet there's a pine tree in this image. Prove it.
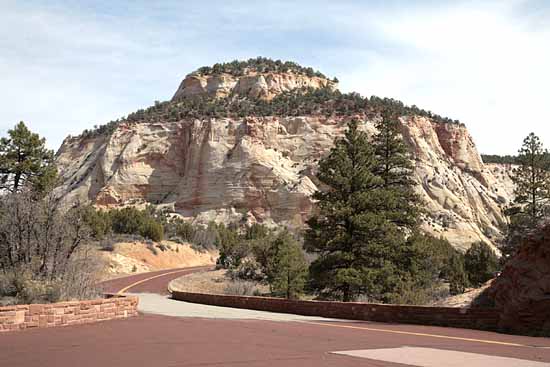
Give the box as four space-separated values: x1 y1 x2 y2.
373 109 419 228
305 119 419 302
447 253 469 295
464 242 500 286
0 121 56 194
503 133 550 258
266 231 307 299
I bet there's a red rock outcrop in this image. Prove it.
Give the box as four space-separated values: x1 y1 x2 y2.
487 225 550 336
487 225 550 335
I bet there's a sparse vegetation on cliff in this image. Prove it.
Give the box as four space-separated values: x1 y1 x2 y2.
81 87 461 138
79 59 461 139
481 154 519 165
192 57 328 78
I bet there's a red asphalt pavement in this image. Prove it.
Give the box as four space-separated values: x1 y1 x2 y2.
100 265 214 295
1 267 549 367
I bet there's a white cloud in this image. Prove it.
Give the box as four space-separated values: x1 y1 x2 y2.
1 0 549 155
338 1 550 154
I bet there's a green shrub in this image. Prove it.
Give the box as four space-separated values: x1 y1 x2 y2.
147 243 158 255
230 259 266 282
465 242 500 286
193 57 327 78
266 231 307 299
164 217 195 242
82 206 112 239
446 253 469 295
392 232 470 303
245 223 270 240
140 219 164 242
84 207 164 242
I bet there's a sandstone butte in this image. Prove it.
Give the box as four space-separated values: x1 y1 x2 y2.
53 63 514 252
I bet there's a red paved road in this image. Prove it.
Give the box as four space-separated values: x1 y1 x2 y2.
100 265 214 295
1 314 550 367
1 267 549 367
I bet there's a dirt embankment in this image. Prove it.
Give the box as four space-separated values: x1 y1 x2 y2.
100 241 217 279
430 281 493 308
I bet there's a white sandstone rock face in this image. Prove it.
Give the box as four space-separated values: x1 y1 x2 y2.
55 113 513 251
172 72 336 100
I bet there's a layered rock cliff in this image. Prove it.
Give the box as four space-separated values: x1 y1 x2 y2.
54 61 513 251
172 71 335 101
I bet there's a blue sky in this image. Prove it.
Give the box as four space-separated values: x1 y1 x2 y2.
1 0 549 154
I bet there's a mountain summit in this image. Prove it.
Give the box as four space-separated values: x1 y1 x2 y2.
54 58 513 251
172 57 337 101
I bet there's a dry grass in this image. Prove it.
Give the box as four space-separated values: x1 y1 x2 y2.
169 269 269 296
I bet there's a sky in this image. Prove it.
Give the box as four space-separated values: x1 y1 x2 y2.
1 0 549 154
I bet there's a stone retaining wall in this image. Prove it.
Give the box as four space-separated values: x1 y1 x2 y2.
171 291 500 331
0 294 138 332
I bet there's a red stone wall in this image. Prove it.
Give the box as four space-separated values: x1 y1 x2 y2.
171 291 501 331
0 295 138 332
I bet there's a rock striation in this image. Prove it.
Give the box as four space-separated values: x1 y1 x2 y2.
172 71 335 101
54 64 513 251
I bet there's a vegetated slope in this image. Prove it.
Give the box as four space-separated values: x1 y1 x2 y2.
54 58 513 251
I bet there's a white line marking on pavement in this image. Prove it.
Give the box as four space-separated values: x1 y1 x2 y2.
332 347 550 367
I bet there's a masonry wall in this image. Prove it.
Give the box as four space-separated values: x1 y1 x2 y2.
0 295 138 332
171 291 501 331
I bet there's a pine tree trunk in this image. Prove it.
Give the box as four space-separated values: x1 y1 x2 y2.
13 172 21 193
343 284 351 302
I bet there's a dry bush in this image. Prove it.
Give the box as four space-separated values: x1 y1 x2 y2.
56 247 103 301
223 280 262 296
0 191 100 304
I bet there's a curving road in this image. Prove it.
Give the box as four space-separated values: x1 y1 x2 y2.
100 265 213 295
1 266 550 367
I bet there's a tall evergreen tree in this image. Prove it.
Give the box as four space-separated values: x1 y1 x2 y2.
503 133 550 258
373 110 419 228
0 121 56 194
305 119 419 302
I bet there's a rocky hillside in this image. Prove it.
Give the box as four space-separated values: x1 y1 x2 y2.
173 70 334 101
54 59 514 251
